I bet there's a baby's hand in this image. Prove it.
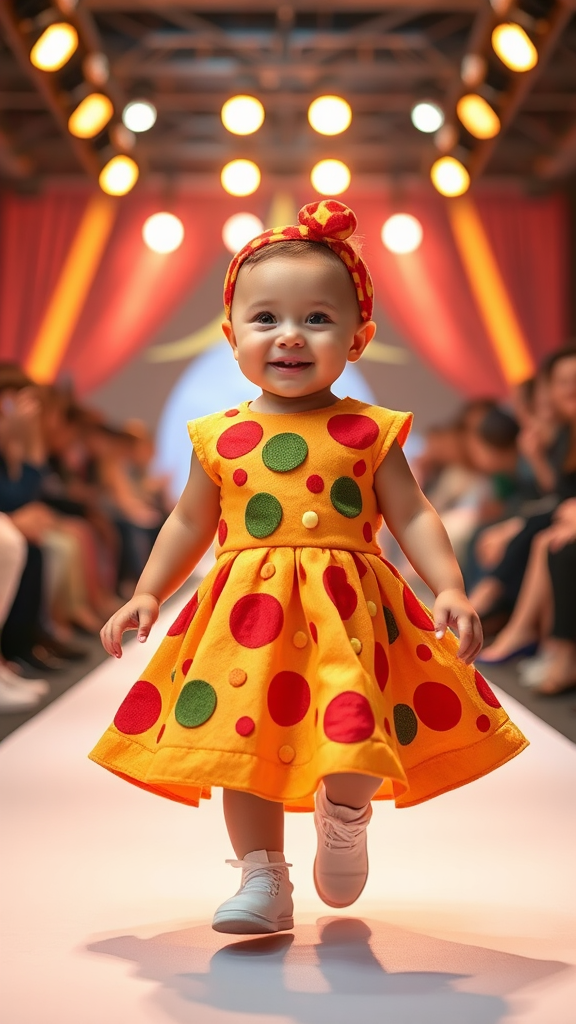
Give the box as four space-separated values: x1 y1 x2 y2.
100 594 160 659
433 589 483 665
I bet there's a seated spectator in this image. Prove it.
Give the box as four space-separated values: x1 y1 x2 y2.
476 347 576 692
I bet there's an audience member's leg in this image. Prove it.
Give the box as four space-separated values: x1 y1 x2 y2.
1 543 43 662
478 529 553 661
0 514 27 625
536 542 576 693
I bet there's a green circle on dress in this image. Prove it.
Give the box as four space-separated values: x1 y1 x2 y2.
383 605 400 644
393 703 418 745
245 492 283 538
330 476 362 518
175 680 217 728
262 433 308 472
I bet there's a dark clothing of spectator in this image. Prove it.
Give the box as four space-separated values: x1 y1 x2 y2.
0 542 43 661
548 542 576 643
0 456 43 512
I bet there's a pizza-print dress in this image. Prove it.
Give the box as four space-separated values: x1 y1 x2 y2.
89 397 528 810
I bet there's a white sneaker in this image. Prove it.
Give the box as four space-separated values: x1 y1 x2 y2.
0 671 42 713
313 784 372 908
212 850 294 934
0 663 49 698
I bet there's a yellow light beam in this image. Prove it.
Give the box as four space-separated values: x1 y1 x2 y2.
447 196 535 386
25 194 118 383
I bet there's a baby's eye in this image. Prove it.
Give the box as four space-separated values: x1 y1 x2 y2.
307 312 331 325
254 312 276 325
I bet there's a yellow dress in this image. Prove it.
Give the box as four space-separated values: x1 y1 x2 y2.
89 397 528 810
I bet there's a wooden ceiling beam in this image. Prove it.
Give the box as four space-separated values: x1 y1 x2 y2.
536 120 576 179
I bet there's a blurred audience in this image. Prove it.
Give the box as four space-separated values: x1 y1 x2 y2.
0 362 173 713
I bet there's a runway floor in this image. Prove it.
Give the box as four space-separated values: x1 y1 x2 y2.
2 594 575 1024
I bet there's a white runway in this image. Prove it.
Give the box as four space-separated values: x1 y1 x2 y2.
2 591 575 1024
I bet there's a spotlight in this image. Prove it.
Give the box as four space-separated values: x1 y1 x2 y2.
411 102 444 133
68 93 113 138
381 214 423 254
122 100 157 133
491 23 538 72
430 156 470 197
310 159 351 196
221 96 265 136
221 160 261 197
222 213 265 254
142 213 184 254
99 155 139 196
308 96 352 136
456 94 500 139
30 22 78 72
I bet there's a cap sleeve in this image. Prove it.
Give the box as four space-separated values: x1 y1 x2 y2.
187 415 222 486
371 407 413 473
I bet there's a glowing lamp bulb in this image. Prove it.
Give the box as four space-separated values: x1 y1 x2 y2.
381 214 423 254
430 156 470 197
142 213 184 254
122 100 157 133
221 95 265 135
310 159 351 196
30 22 78 72
491 23 538 72
222 213 264 254
411 101 444 133
308 96 352 136
221 160 261 197
68 93 114 138
99 155 139 196
456 94 500 139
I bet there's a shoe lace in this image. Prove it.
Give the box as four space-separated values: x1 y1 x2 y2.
317 813 368 852
226 859 292 898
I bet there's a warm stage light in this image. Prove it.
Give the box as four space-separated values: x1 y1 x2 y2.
222 213 264 254
122 100 157 133
221 159 261 196
308 96 352 136
431 156 470 197
30 23 78 71
456 94 500 139
68 93 113 138
381 214 423 254
142 213 184 254
99 155 139 196
492 23 538 72
310 159 351 196
221 95 265 135
411 101 444 133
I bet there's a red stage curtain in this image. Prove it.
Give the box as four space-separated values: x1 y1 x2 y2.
0 191 88 363
350 188 568 399
61 191 250 395
475 194 567 365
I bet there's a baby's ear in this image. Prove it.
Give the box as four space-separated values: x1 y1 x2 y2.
222 320 239 359
348 320 376 362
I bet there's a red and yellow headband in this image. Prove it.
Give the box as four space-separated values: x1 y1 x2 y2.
223 199 374 322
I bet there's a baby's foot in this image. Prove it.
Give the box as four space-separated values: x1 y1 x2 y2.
313 784 372 908
212 850 294 934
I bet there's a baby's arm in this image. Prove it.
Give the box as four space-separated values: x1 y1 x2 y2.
101 451 221 658
374 440 482 664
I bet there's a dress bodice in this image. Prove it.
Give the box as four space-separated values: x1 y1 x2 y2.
188 397 412 556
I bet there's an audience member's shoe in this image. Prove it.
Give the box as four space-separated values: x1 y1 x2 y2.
12 646 62 674
0 663 49 698
0 670 42 713
212 850 294 934
476 641 538 666
518 651 553 687
36 630 87 661
314 783 372 908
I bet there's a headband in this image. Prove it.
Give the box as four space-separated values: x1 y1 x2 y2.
223 199 374 322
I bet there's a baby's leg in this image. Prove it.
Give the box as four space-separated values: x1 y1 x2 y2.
314 773 382 909
222 788 284 858
213 789 293 935
324 772 383 808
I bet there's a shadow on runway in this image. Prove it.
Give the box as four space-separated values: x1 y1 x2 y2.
88 915 570 1023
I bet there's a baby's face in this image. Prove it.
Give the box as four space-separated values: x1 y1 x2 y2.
224 254 374 399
